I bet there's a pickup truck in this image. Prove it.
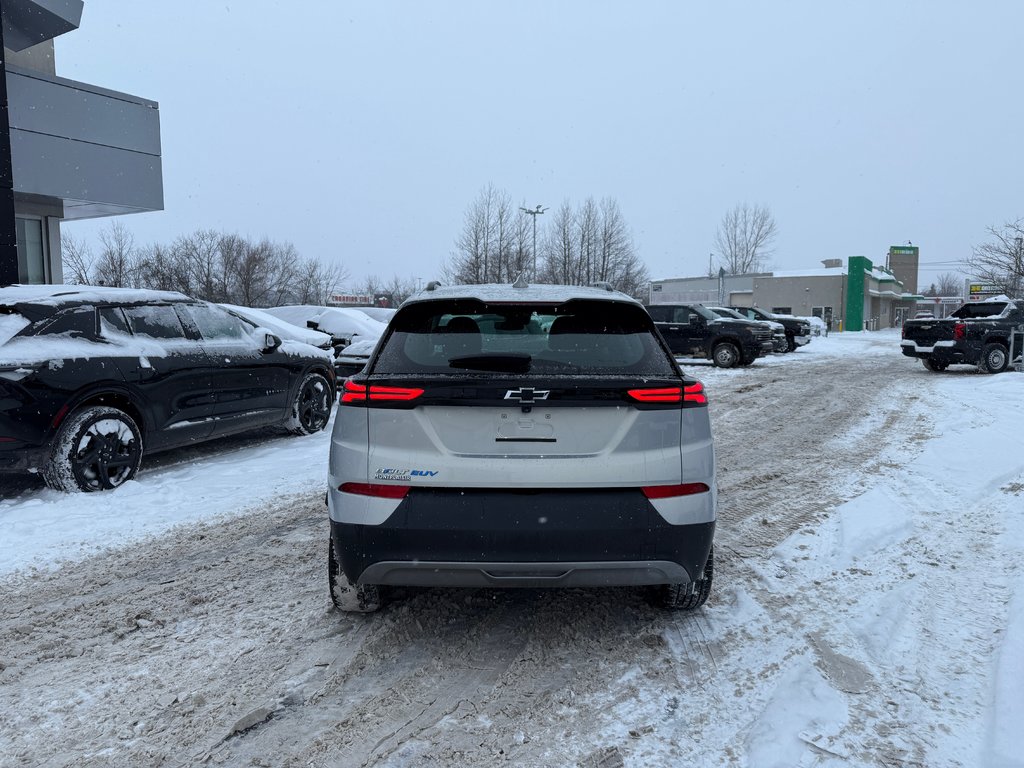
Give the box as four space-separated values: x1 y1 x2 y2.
901 297 1024 373
728 306 812 352
647 303 774 367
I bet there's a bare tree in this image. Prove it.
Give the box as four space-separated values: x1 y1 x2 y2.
448 185 539 284
935 272 962 297
968 220 1024 297
292 257 349 305
61 232 94 285
714 203 777 275
937 273 962 297
94 221 139 287
538 197 648 299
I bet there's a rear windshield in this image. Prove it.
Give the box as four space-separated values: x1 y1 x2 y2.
950 302 1009 319
372 299 677 376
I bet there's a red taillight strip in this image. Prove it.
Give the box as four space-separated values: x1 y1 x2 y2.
627 387 682 403
340 380 423 404
642 483 710 499
684 382 708 405
368 385 424 401
953 321 966 341
340 380 366 403
339 482 410 499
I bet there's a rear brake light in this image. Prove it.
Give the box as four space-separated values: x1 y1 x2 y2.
340 380 366 403
0 437 15 443
339 482 410 499
953 321 966 341
368 385 424 401
684 382 707 405
627 387 682 403
642 483 710 499
340 380 423 404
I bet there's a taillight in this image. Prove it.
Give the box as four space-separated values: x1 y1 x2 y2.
642 483 710 499
340 380 424 404
953 321 966 341
627 387 682 403
339 482 410 499
340 380 366 403
683 381 708 406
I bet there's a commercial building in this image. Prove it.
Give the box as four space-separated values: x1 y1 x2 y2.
650 247 922 331
1 1 163 286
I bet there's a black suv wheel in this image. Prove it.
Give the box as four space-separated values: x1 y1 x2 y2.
43 406 143 492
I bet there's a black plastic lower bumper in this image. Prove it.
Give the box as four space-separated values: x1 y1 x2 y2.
332 488 715 587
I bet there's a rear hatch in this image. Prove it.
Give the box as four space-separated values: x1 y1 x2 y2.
344 297 694 489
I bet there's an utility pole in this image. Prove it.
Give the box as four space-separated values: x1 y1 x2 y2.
519 204 546 279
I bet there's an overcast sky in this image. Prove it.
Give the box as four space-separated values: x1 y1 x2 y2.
56 1 1024 289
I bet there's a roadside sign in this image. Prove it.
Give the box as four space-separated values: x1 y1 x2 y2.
966 281 1002 301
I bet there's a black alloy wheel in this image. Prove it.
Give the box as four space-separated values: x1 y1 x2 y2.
288 372 333 434
44 406 144 492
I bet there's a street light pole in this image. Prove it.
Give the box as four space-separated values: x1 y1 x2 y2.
520 204 547 279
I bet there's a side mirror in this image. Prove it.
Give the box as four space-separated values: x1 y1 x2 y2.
255 328 282 353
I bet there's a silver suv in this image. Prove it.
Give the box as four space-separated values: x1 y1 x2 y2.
326 281 717 612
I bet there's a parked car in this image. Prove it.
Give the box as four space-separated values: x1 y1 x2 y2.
219 303 334 351
728 306 812 352
901 296 1024 373
0 285 336 492
327 281 717 612
333 338 379 378
647 303 773 367
707 306 787 352
261 305 386 355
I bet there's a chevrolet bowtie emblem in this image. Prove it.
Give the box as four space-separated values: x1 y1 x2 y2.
504 387 550 404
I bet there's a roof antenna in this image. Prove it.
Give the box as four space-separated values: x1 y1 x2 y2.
513 273 529 289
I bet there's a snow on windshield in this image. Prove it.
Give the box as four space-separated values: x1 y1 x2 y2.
0 313 30 347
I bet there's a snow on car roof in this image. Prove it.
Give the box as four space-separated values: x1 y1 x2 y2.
262 305 387 340
0 284 190 306
219 303 333 347
401 282 642 306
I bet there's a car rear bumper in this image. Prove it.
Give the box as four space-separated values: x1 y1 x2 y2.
331 487 715 587
900 340 967 363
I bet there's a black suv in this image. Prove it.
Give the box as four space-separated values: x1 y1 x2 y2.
0 285 336 492
647 303 773 367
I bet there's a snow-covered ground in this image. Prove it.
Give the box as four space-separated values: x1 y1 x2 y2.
1 330 1023 767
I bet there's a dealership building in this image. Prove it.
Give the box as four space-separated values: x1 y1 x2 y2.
1 0 163 287
650 246 924 331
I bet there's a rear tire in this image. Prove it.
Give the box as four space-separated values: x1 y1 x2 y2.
43 406 143 493
922 357 948 372
978 343 1009 374
286 371 333 435
328 533 383 613
659 547 713 611
712 342 740 368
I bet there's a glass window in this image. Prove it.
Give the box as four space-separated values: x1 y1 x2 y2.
646 306 671 323
123 305 188 339
99 307 131 335
184 303 252 341
38 307 96 337
15 218 46 284
373 299 676 376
